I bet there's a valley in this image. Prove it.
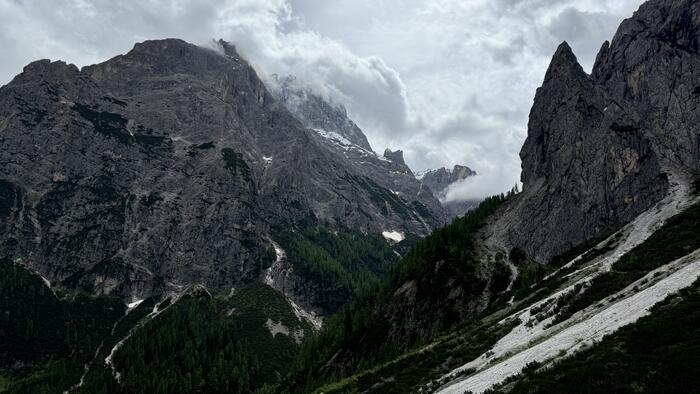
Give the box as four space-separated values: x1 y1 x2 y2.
1 0 700 393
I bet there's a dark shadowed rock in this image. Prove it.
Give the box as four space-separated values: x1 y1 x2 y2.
488 0 700 263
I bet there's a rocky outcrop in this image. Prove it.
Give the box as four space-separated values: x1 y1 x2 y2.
264 248 347 317
418 165 478 218
0 39 442 301
382 149 407 167
419 165 477 199
489 0 700 263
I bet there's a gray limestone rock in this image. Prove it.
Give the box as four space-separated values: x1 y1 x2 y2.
489 0 700 263
271 79 446 232
419 165 477 199
0 39 443 303
419 165 478 219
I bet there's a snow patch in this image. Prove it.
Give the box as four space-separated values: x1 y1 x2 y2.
127 299 144 310
28 268 57 297
505 262 518 293
314 128 353 147
313 127 383 160
382 230 405 243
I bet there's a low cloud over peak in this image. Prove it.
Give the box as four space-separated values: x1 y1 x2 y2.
0 0 644 199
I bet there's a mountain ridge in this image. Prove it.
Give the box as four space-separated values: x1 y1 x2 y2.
0 38 440 309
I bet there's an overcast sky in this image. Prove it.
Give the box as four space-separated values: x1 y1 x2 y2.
0 0 645 199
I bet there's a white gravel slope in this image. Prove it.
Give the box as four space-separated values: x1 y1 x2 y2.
436 175 698 393
437 250 700 393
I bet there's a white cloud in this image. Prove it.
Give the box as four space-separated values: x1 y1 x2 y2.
0 0 645 199
443 174 516 203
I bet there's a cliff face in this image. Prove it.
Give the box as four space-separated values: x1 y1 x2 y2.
420 165 477 199
271 80 446 231
0 39 440 301
490 0 700 263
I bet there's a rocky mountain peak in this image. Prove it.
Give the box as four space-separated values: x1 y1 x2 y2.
270 75 373 151
22 59 79 77
419 165 476 193
451 165 477 180
491 0 700 264
271 80 444 233
13 59 82 90
541 41 588 88
417 165 478 219
550 41 577 66
383 149 406 167
592 40 611 72
215 39 242 58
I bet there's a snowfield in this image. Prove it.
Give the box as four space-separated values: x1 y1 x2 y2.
127 299 144 310
436 174 699 393
312 127 393 163
382 230 406 243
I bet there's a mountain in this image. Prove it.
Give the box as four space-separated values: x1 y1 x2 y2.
3 0 700 392
279 1 700 392
270 75 372 151
261 74 447 316
0 38 446 391
0 39 442 315
0 38 450 391
419 165 477 197
487 0 700 264
418 165 479 218
270 75 445 231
